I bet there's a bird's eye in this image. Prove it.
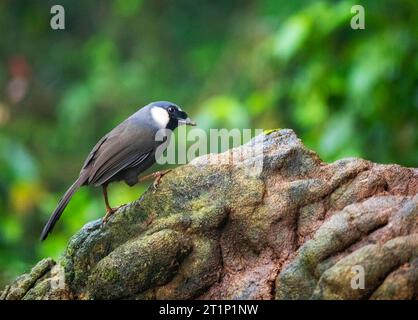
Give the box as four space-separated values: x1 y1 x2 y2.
168 107 175 113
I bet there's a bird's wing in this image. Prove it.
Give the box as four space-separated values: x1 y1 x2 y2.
90 149 152 186
84 118 158 186
82 134 109 170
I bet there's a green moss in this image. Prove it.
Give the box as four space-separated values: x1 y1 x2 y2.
85 229 192 299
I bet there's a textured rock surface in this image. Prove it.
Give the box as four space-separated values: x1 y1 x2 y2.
1 129 417 300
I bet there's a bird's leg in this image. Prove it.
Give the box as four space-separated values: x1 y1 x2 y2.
102 185 120 224
151 169 171 191
139 169 172 192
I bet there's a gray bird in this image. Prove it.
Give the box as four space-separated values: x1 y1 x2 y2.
40 101 195 241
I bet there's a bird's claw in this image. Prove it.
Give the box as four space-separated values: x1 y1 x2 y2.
139 169 172 193
102 204 125 225
151 169 171 193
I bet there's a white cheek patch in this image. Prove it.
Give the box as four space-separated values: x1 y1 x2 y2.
151 107 170 128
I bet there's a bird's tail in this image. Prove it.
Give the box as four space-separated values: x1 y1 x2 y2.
40 177 85 241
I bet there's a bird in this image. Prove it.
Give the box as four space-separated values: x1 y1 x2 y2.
40 101 196 241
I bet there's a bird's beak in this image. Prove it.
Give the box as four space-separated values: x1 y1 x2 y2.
178 117 196 126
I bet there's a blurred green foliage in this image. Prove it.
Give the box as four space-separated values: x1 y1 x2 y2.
0 0 417 287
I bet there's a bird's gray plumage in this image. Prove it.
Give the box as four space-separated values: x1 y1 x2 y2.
84 106 160 186
40 101 194 240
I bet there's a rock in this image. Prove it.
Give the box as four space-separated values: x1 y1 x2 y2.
0 258 69 300
1 129 417 300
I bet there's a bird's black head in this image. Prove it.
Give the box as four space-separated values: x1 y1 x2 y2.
149 101 196 130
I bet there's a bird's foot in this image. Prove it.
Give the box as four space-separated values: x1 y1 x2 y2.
102 204 125 225
139 169 172 193
152 169 171 192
